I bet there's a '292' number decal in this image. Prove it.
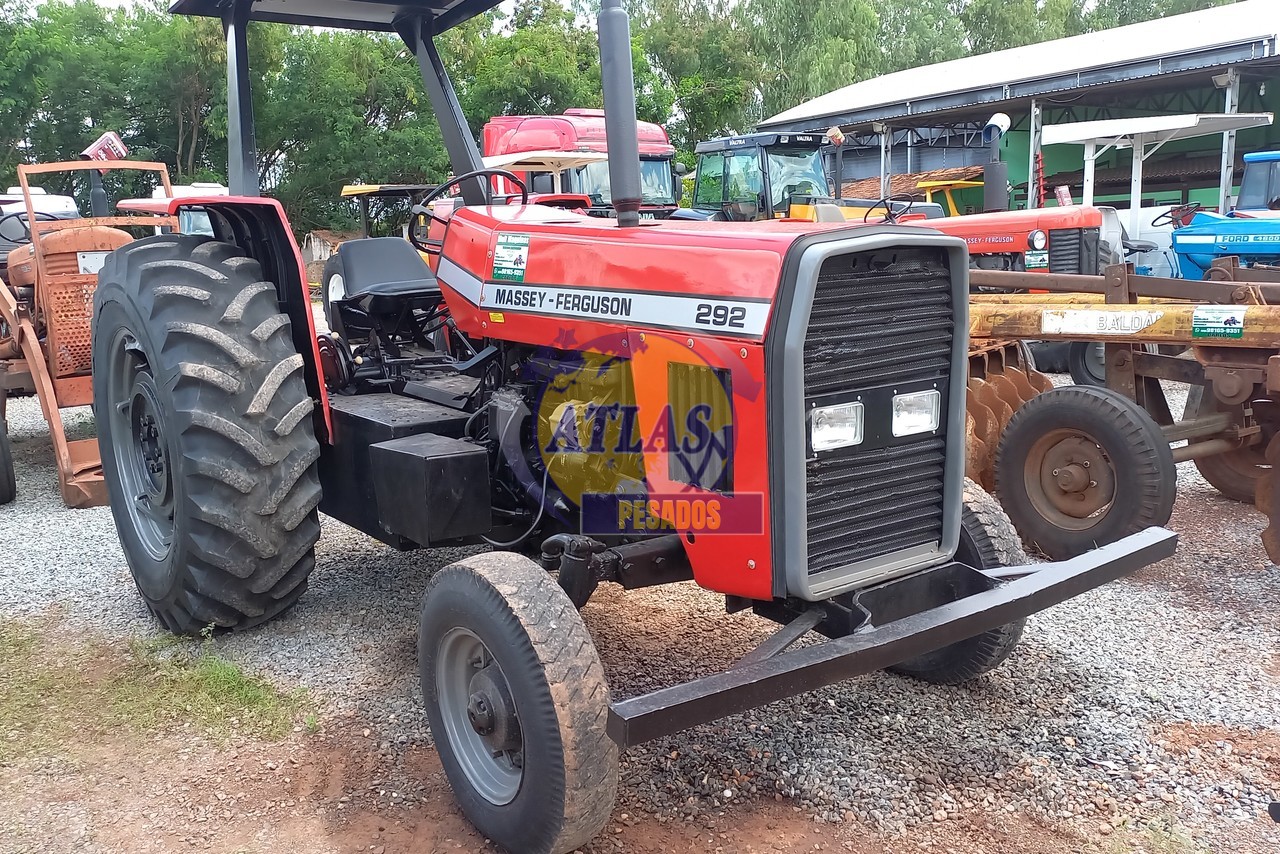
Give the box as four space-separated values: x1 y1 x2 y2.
695 303 747 329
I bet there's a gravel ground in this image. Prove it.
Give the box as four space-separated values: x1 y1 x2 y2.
2 377 1279 851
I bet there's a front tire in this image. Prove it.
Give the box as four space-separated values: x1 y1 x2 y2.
888 479 1026 684
92 235 322 634
419 552 618 854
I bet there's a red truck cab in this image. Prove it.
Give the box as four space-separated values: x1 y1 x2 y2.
481 108 682 219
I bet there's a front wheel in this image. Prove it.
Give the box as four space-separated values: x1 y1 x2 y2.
887 479 1026 684
995 385 1175 559
419 552 618 854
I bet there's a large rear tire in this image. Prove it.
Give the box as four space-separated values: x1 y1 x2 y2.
419 552 618 854
92 235 322 634
888 479 1026 685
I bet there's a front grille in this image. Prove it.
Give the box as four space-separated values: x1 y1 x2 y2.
802 247 952 577
1048 227 1099 274
803 250 952 396
806 438 946 572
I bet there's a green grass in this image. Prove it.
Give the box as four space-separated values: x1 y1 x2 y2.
0 618 310 760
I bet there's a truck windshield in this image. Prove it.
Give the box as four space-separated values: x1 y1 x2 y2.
766 147 827 210
1238 158 1280 211
576 159 675 206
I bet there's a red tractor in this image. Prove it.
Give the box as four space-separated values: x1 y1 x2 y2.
91 1 1176 852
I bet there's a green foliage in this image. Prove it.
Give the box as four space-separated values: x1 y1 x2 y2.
744 0 882 119
0 0 1249 229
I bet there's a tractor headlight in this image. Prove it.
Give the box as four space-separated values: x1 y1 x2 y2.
810 401 864 452
891 390 941 437
1028 229 1048 251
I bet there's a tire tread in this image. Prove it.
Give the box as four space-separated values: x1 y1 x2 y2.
93 234 320 633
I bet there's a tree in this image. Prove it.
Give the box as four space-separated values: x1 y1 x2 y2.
126 2 225 181
1084 0 1240 30
874 0 966 74
635 0 757 152
463 1 605 124
743 0 883 120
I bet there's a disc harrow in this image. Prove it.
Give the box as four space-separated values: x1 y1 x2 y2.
965 340 1053 490
969 258 1280 561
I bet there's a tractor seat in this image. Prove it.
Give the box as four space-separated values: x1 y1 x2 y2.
337 237 439 304
1122 238 1159 255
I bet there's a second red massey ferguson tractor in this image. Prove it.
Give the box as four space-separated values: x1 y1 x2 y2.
91 1 1176 852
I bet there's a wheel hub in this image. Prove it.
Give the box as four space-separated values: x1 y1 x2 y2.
1026 431 1117 527
467 665 521 753
108 330 176 563
435 627 524 805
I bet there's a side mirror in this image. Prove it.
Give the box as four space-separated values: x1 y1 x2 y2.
674 162 689 176
673 174 683 203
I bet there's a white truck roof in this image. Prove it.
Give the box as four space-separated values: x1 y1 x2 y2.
153 182 230 199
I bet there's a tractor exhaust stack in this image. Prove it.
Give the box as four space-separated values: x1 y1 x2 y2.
597 0 642 229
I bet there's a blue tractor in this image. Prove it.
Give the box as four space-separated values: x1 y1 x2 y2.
1168 150 1280 278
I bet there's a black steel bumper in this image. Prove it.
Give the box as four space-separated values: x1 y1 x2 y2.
607 527 1177 748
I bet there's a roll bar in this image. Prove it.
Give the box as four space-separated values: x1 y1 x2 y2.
170 0 645 226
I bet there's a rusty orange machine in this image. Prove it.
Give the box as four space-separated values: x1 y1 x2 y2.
0 160 177 507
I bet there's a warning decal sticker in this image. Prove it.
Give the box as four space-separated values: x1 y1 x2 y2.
492 233 530 282
1191 305 1245 340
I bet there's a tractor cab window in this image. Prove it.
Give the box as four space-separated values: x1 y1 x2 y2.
693 154 725 208
1238 158 1280 211
576 159 676 206
725 152 764 203
766 147 828 211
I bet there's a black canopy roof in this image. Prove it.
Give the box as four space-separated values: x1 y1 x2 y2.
169 0 500 33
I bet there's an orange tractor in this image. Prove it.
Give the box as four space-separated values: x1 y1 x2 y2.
0 157 177 506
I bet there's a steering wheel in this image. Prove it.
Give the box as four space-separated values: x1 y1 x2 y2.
0 210 60 245
1151 202 1202 228
409 168 529 255
863 193 916 224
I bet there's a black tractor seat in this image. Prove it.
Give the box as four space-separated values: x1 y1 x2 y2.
337 237 440 303
1122 237 1160 255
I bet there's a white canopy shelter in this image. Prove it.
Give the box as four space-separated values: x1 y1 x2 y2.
1042 112 1273 234
481 149 609 192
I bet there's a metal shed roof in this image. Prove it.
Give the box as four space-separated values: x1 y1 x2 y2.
760 0 1279 133
169 0 500 32
1041 112 1274 147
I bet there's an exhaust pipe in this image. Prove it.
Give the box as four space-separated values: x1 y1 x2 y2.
597 0 642 229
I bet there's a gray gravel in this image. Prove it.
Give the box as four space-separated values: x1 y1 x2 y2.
2 376 1279 851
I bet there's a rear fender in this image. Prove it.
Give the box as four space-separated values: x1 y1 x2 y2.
153 196 332 442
